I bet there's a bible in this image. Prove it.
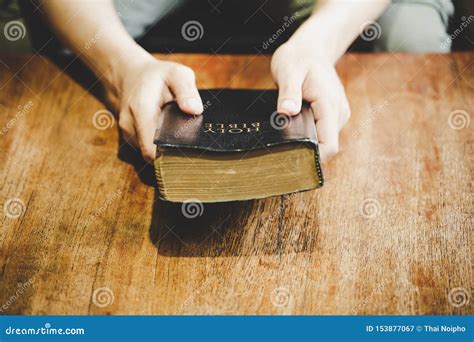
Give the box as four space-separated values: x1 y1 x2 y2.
154 89 323 202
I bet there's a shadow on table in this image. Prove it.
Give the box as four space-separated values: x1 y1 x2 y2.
117 136 157 186
149 190 255 257
149 190 317 257
48 55 102 99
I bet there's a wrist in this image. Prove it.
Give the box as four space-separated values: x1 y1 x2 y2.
286 16 341 65
99 41 155 97
285 36 337 66
289 1 391 63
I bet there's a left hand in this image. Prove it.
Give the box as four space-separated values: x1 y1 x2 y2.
271 42 351 163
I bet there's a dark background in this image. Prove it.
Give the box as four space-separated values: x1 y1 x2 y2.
0 0 472 54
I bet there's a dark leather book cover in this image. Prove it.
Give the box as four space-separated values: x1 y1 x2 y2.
154 89 323 186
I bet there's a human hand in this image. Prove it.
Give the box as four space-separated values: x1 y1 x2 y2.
271 42 351 163
106 55 203 163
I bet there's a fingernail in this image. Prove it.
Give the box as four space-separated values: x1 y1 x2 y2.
185 98 203 114
280 99 299 114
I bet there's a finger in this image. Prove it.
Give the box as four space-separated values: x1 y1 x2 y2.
276 72 303 116
133 109 158 163
311 99 339 163
118 107 139 147
166 67 203 115
129 90 167 163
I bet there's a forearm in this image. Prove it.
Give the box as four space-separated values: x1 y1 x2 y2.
38 0 152 93
289 0 391 63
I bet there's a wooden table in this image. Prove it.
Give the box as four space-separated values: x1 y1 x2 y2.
0 53 472 315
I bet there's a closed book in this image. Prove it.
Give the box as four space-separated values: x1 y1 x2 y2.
154 89 323 202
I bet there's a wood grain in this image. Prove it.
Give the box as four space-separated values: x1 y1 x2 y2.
0 53 472 315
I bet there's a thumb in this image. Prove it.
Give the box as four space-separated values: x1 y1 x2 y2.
166 66 203 115
311 99 339 163
276 71 304 115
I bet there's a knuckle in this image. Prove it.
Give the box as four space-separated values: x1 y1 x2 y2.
170 65 195 80
118 114 133 134
326 142 339 157
341 105 351 124
180 66 196 80
164 66 179 81
140 144 155 162
343 102 351 118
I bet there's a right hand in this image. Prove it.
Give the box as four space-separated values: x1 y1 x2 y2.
105 55 203 163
